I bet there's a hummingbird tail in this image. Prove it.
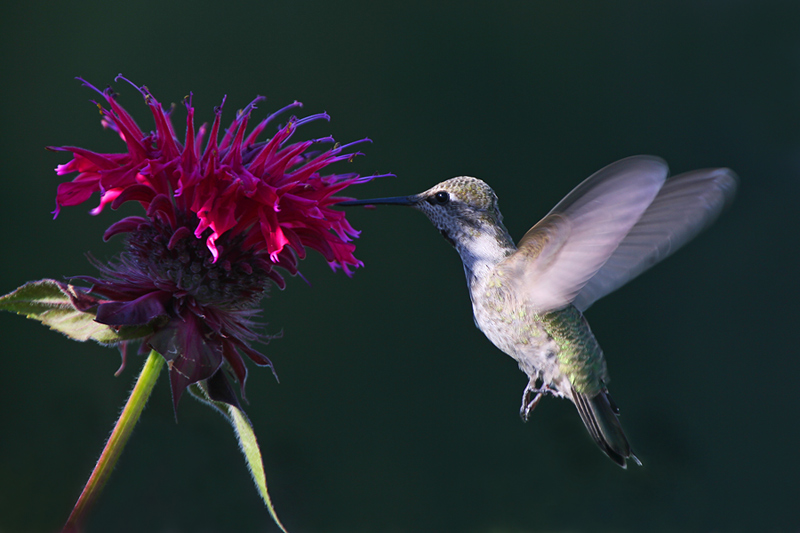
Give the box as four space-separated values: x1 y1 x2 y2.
572 387 641 468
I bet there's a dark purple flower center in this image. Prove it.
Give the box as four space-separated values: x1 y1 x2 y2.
126 215 272 309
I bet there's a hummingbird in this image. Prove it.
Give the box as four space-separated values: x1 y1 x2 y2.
340 155 737 468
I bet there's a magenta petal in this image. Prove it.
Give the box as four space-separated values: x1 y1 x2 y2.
110 184 157 209
55 180 98 210
103 216 148 241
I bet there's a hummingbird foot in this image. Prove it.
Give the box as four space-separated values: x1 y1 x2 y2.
519 390 542 422
519 382 556 422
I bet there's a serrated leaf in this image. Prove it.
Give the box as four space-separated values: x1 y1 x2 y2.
0 279 153 344
190 383 288 533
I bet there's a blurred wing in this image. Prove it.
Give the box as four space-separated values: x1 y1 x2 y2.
572 167 738 311
498 156 669 313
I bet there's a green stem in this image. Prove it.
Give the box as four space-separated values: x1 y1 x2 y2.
62 350 164 533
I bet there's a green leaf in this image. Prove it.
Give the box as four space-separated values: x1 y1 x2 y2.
0 279 153 344
190 383 288 533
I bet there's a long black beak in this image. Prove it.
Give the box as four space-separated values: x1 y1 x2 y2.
337 195 417 207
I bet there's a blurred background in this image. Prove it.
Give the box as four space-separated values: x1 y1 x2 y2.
1 2 798 532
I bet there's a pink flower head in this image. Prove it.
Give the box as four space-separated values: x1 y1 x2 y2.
51 76 389 279
49 77 391 409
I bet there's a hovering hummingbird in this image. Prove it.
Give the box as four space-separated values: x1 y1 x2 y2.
340 155 737 468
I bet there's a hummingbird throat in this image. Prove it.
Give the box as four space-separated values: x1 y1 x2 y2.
439 228 456 247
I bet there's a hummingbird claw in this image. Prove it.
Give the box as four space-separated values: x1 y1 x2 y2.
520 381 548 422
519 381 559 421
520 390 543 422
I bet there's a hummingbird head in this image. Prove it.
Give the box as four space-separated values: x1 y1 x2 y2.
410 177 505 246
339 176 516 274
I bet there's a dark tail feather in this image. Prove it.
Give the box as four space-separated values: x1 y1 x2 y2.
572 387 641 468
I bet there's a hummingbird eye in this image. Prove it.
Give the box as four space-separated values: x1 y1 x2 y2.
431 191 450 205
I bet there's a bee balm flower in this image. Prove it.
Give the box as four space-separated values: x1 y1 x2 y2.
49 76 388 409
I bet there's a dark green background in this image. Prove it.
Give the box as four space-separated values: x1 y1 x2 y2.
1 2 797 532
